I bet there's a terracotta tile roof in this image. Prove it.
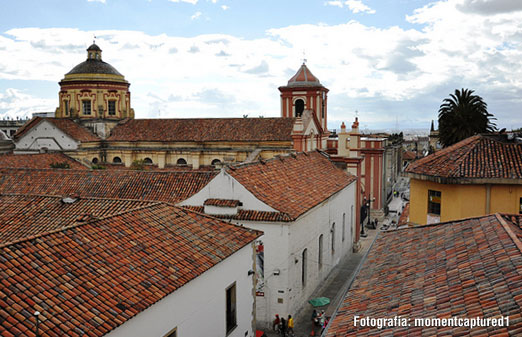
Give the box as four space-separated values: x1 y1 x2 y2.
226 151 357 220
107 118 295 142
326 213 522 337
397 202 409 227
204 198 241 207
0 194 155 245
283 63 323 88
406 134 522 181
402 150 416 161
0 203 261 337
0 153 88 170
102 163 217 172
184 206 293 222
0 168 217 203
14 117 99 142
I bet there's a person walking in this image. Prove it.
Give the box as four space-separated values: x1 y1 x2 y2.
273 314 280 332
287 315 294 336
280 317 287 337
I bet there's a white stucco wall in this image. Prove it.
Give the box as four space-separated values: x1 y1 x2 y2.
234 182 356 327
180 170 277 212
180 171 357 329
14 120 79 151
106 243 256 337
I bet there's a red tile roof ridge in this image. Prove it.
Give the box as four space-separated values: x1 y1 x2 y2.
0 192 164 204
405 135 480 175
389 212 500 232
1 166 217 175
178 205 266 234
0 201 162 249
495 213 522 253
183 205 293 222
226 150 357 220
12 116 42 139
14 116 100 142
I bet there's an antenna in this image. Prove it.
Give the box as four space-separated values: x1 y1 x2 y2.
302 50 307 64
93 35 96 45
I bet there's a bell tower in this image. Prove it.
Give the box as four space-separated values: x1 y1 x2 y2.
278 63 329 131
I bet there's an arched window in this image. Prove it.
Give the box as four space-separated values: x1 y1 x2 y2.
177 158 187 166
113 156 122 164
295 99 304 117
211 159 222 166
143 157 153 164
318 235 323 269
92 157 99 164
301 249 307 287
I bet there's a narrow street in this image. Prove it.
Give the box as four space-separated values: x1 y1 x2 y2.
262 187 409 337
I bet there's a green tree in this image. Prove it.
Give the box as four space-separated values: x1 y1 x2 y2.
438 88 496 147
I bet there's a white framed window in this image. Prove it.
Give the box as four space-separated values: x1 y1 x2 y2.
108 100 116 116
226 282 237 335
82 100 92 115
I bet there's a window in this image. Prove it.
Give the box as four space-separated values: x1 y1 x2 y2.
318 235 323 269
164 328 177 337
342 213 346 242
295 99 304 117
177 158 187 166
113 157 122 164
64 100 69 116
428 190 441 215
108 101 116 116
331 223 335 254
226 283 237 334
82 100 91 115
351 205 354 243
301 249 307 287
519 197 522 214
211 159 222 166
92 157 99 164
143 157 153 164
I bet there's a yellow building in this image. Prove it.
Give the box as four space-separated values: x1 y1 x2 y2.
406 134 522 224
13 44 327 169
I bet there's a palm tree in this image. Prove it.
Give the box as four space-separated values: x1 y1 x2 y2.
438 88 496 147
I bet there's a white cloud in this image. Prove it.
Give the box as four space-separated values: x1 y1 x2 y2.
0 88 55 119
326 0 375 14
1 0 522 129
191 11 202 20
87 0 106 3
221 5 229 10
169 0 198 4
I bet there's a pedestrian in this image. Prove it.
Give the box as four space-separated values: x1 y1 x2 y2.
280 316 287 336
311 309 318 325
273 314 280 332
288 315 294 335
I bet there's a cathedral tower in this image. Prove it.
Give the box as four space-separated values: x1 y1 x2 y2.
278 63 329 131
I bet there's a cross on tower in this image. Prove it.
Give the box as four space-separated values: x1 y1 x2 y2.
302 50 307 65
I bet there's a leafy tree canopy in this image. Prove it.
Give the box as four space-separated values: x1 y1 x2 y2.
438 88 496 147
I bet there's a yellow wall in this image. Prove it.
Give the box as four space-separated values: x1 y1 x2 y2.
410 178 522 224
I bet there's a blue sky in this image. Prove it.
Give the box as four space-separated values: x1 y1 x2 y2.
1 0 522 132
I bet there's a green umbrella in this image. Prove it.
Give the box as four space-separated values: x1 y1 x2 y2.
308 297 330 307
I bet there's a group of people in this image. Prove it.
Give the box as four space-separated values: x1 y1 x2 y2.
311 309 329 333
272 314 294 336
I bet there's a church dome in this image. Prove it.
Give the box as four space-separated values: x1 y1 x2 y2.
66 60 123 76
64 43 125 80
286 63 323 88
